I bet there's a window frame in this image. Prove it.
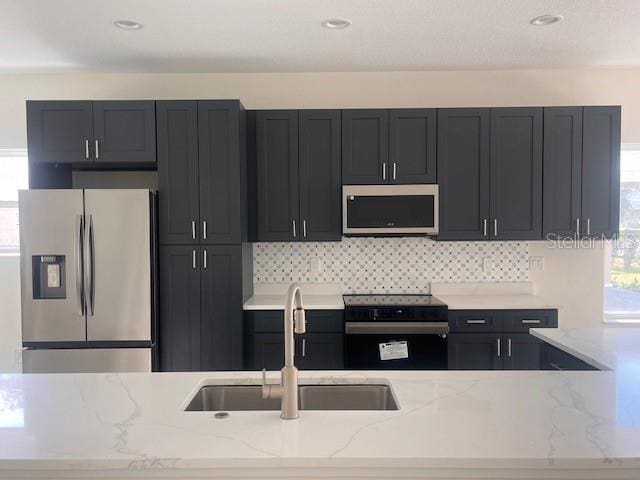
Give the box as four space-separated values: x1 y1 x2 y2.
0 148 28 256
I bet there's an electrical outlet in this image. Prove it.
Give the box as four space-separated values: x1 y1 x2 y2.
482 257 492 272
529 256 544 272
310 257 322 274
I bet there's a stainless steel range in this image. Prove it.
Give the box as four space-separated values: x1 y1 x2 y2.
343 294 449 370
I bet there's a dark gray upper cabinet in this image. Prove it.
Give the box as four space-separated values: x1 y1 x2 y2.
299 110 342 241
543 107 583 239
342 109 389 184
581 106 621 239
490 107 543 240
157 101 200 245
198 101 243 244
256 110 299 241
157 100 246 245
26 101 94 164
200 246 243 370
92 101 156 164
389 109 437 183
437 108 491 240
159 245 202 372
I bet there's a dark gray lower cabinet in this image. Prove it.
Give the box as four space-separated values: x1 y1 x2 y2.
541 343 598 371
160 245 245 372
448 333 502 370
501 334 543 370
245 310 344 370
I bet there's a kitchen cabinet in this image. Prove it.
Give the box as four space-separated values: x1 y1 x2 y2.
160 245 244 372
489 107 543 240
540 342 598 371
245 310 344 370
254 110 341 242
158 100 246 245
438 107 543 240
437 108 491 240
27 100 156 165
448 309 557 370
581 106 621 239
543 106 621 240
342 109 436 185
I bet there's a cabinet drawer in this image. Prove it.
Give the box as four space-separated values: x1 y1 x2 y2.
503 310 557 332
246 310 344 333
541 343 597 371
305 310 344 333
448 310 503 333
245 311 284 333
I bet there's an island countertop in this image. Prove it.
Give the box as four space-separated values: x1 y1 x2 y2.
2 328 640 479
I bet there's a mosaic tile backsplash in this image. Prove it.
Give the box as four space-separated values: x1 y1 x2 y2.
253 237 529 293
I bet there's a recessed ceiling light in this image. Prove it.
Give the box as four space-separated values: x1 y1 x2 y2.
113 19 143 30
530 14 564 26
321 18 352 30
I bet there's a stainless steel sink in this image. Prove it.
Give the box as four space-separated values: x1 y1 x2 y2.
185 384 398 411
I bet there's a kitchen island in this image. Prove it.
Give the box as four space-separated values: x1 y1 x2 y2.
1 328 640 479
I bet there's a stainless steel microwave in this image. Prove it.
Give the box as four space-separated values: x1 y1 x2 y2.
342 184 439 235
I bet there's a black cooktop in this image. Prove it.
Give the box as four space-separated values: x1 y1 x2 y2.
343 294 447 308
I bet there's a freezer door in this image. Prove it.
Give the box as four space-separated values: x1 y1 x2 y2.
19 189 86 342
84 189 152 341
22 348 151 373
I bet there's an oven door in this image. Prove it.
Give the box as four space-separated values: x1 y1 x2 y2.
343 184 439 235
344 322 448 370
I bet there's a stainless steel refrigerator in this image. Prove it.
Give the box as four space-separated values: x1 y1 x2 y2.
19 189 156 373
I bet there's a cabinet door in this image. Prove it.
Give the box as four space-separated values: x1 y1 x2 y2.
198 101 242 244
157 101 200 245
93 101 156 164
502 334 542 370
200 246 243 370
297 333 344 370
299 110 342 241
26 101 93 164
448 333 502 370
159 246 201 371
437 109 491 240
582 106 621 239
252 333 285 370
389 109 437 184
342 109 388 184
543 107 583 239
490 108 543 240
256 110 299 241
541 343 598 371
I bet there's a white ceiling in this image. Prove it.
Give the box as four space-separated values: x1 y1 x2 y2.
1 0 640 73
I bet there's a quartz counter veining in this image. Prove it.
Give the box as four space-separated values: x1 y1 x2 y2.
2 328 640 479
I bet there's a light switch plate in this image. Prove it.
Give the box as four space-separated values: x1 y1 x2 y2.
482 257 492 272
310 257 322 274
529 256 544 272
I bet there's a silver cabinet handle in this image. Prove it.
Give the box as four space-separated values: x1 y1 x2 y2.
508 338 512 357
586 218 591 236
549 362 563 371
576 218 580 238
203 249 207 270
493 218 498 237
382 163 387 181
303 220 307 238
192 249 197 269
292 220 297 238
521 319 542 324
483 218 488 237
76 215 85 316
94 140 100 160
84 139 90 159
497 338 501 357
203 220 207 240
466 319 486 324
302 338 306 357
191 220 196 240
392 162 397 180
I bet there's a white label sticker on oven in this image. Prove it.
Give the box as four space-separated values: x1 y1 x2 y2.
379 341 409 361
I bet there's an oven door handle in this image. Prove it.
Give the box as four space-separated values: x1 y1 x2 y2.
345 322 449 335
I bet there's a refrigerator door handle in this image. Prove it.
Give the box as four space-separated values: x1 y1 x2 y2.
84 214 95 316
76 215 85 316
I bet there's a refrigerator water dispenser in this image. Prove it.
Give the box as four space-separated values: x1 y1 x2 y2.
32 255 66 299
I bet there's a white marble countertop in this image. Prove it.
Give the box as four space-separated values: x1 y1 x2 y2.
243 294 345 310
440 294 559 310
2 328 640 478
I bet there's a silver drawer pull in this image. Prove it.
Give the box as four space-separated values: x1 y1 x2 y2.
508 337 512 357
466 319 486 324
521 319 542 324
345 322 449 335
497 338 501 357
549 362 563 371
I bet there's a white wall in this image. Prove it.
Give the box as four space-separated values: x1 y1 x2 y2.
0 256 22 372
1 68 637 369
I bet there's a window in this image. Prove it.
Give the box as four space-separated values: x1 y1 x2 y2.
0 150 28 255
604 144 640 322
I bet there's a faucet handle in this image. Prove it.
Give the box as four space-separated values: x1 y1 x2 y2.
294 308 306 334
261 369 269 399
261 368 283 400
